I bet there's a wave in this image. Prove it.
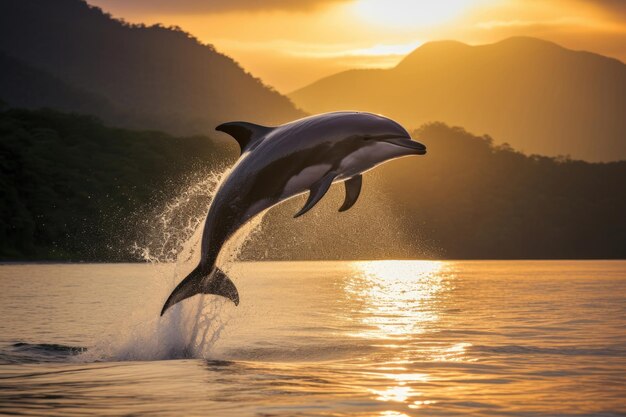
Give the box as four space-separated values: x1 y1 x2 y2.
0 342 87 364
471 344 626 357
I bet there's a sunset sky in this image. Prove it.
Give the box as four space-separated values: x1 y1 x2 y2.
87 0 626 92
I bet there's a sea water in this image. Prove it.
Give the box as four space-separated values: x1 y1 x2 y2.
1 260 625 416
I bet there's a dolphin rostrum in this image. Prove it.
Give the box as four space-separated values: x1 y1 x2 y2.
160 111 426 315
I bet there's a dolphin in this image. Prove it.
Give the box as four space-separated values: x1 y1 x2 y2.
160 111 426 316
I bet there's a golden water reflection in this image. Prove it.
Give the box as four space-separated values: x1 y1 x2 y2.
346 260 448 339
379 411 411 417
379 411 410 417
345 260 465 413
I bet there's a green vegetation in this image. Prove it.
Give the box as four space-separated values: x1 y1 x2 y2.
0 108 234 260
2 108 623 261
379 124 626 259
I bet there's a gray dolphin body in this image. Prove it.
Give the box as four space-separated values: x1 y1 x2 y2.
160 111 426 315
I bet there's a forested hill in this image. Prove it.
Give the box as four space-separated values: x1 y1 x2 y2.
0 52 123 123
2 108 624 261
375 124 626 259
0 0 304 135
0 108 235 260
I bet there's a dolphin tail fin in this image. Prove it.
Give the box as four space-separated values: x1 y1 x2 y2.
160 266 240 316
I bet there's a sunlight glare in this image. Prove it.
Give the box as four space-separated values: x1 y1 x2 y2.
379 411 411 417
354 259 442 281
431 342 474 362
345 260 446 339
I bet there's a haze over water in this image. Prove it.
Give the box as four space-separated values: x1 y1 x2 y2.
1 260 625 416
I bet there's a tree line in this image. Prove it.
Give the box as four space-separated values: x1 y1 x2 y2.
1 108 624 261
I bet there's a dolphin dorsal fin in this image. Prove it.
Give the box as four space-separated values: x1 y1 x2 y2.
216 121 273 154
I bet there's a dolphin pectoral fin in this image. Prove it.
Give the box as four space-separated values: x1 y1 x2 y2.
294 171 337 218
339 174 362 212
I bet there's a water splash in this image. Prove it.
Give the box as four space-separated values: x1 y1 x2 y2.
80 169 265 362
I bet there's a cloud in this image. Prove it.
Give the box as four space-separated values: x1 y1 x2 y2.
474 0 626 33
289 42 424 59
88 0 348 15
582 0 626 16
476 17 590 30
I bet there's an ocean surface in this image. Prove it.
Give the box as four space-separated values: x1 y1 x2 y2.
1 260 625 416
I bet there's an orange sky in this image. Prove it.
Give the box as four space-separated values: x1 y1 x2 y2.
87 0 626 92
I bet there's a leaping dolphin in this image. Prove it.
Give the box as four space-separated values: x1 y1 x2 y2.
160 111 426 316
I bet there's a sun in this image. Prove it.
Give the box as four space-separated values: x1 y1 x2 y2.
353 0 480 28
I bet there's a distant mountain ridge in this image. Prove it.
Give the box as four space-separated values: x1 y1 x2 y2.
0 0 304 134
0 52 124 121
290 37 626 162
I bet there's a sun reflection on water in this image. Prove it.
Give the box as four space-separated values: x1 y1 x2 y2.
371 385 415 402
379 411 410 417
343 260 465 413
346 260 447 339
432 342 474 362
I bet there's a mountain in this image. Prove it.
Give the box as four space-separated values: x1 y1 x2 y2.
290 37 626 162
0 52 124 121
0 0 304 134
